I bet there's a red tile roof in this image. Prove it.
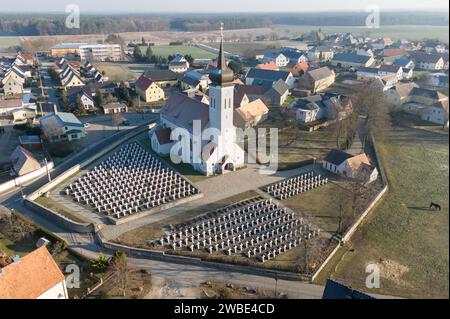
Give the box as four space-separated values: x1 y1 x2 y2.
0 246 65 299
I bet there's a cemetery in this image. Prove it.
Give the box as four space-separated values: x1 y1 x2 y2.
64 142 200 220
263 171 329 200
153 197 322 264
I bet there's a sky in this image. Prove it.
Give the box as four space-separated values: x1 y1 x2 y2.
1 0 449 14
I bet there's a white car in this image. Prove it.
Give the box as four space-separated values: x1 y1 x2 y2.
84 123 90 128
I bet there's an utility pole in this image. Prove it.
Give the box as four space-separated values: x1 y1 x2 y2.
44 158 52 182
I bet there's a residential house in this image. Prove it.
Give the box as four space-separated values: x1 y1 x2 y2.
331 53 375 69
102 102 128 115
323 149 378 184
61 71 84 89
281 49 308 64
12 107 36 124
370 38 393 50
386 84 449 125
262 79 290 106
0 99 23 116
410 52 445 70
0 246 68 299
299 67 336 93
68 89 96 112
10 146 41 176
384 82 419 104
255 61 279 71
402 88 449 125
262 51 289 68
143 70 179 88
393 56 415 70
245 69 295 89
1 76 23 96
14 53 34 66
307 46 334 63
169 54 190 73
378 64 404 80
234 99 269 129
370 76 399 92
180 70 209 91
285 61 309 76
40 112 86 142
135 74 165 103
292 93 353 125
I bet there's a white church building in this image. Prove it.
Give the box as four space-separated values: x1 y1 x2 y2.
150 25 245 176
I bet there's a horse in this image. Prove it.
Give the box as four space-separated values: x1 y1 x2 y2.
430 202 442 211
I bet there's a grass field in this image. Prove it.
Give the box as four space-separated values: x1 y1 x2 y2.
35 197 91 224
138 45 216 59
0 36 21 50
273 25 450 43
257 109 337 170
314 112 449 299
95 62 139 82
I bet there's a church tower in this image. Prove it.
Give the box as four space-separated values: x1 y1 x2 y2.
208 23 235 145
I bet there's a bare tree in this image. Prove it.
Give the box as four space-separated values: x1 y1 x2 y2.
352 84 392 140
110 251 129 297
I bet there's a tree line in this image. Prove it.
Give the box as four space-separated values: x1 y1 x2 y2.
0 12 447 36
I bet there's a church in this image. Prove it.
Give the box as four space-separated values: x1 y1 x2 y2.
150 25 245 176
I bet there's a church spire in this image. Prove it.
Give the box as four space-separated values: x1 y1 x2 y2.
209 22 234 86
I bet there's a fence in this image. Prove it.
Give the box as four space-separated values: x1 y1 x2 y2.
0 161 54 195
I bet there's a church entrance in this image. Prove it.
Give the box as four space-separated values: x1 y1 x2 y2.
224 162 234 172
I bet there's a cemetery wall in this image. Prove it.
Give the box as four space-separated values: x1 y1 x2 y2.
96 231 309 282
23 198 95 233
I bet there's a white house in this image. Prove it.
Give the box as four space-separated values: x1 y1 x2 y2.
169 54 190 73
262 52 289 67
0 246 68 299
323 149 378 184
40 112 87 142
378 64 404 80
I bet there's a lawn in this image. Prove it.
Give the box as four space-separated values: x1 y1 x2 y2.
256 109 337 170
0 36 21 50
272 25 450 43
95 62 139 82
314 113 449 298
138 45 216 60
35 197 91 224
282 178 351 234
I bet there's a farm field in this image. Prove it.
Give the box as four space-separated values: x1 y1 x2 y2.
0 36 21 50
273 25 450 43
138 45 216 60
204 41 291 56
314 113 449 299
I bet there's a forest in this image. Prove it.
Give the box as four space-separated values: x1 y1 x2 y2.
0 12 447 36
